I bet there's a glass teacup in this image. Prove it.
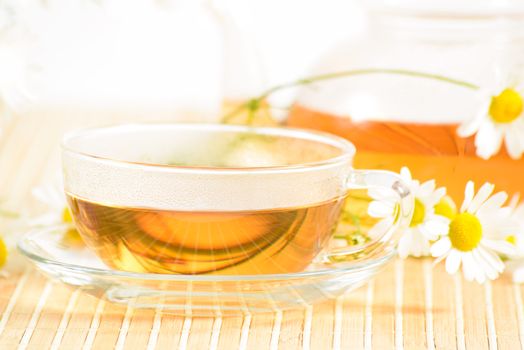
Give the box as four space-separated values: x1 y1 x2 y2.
62 123 413 275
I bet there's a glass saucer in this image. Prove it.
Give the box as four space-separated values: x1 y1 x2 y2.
18 229 394 316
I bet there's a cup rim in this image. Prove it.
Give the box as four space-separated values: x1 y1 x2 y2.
61 122 356 174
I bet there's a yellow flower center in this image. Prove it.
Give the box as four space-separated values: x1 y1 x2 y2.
449 213 482 251
434 196 457 220
0 237 7 268
61 206 83 245
410 198 426 227
63 228 83 246
62 207 73 223
489 88 524 123
506 235 517 245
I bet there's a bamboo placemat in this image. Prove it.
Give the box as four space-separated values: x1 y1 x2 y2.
0 259 522 349
0 115 523 349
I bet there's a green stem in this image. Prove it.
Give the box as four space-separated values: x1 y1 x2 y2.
221 68 480 123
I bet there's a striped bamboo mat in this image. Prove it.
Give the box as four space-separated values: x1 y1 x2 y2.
0 115 523 349
0 259 522 349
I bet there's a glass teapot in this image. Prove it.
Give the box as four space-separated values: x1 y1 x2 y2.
287 0 524 202
0 0 265 205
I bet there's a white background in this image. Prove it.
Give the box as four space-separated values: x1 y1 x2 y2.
0 0 366 120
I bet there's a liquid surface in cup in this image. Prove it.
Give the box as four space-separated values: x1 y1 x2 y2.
288 105 524 202
67 194 345 274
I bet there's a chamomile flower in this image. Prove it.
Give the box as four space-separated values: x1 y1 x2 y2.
504 194 524 257
0 236 7 270
504 195 524 283
0 231 14 276
368 167 450 258
458 79 524 159
431 182 517 283
31 181 81 244
32 183 72 228
0 206 26 275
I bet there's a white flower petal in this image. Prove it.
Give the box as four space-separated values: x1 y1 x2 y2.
499 206 516 219
462 250 486 283
400 167 412 182
368 201 395 218
457 106 487 137
418 216 450 240
514 204 524 219
417 240 431 257
472 249 499 280
515 241 524 257
482 218 520 239
461 181 475 213
482 239 516 256
413 240 424 256
410 230 431 257
515 120 524 148
467 182 495 214
471 254 487 284
505 127 524 160
430 187 447 205
475 269 487 284
475 122 503 160
433 253 448 267
509 194 521 209
476 191 508 218
397 234 412 259
445 249 461 274
510 263 524 283
462 252 479 282
368 217 394 240
431 237 452 257
418 180 436 199
397 227 432 258
410 180 421 194
477 246 505 273
515 237 524 256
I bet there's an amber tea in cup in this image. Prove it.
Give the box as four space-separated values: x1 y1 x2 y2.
62 124 412 275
